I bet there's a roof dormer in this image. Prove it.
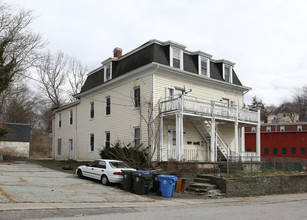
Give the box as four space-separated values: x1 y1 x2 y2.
217 59 235 83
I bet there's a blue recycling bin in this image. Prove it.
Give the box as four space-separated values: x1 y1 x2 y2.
157 175 178 198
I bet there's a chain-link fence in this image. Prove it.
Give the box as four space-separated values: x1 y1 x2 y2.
261 157 307 172
217 156 307 177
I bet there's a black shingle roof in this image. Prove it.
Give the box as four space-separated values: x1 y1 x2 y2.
0 123 30 142
80 41 243 94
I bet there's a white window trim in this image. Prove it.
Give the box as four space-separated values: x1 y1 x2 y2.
105 96 111 116
104 62 112 82
297 125 302 131
170 46 183 70
223 63 233 83
89 133 94 152
266 126 271 132
198 56 210 77
104 131 110 147
280 126 285 132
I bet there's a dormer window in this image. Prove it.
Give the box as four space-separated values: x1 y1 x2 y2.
223 65 232 83
104 63 112 82
170 47 183 70
199 57 210 77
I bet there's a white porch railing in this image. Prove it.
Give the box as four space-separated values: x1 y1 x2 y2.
160 96 258 124
164 149 209 162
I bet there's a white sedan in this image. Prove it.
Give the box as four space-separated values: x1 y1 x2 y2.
76 159 135 185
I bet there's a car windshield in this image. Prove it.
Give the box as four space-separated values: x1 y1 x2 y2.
109 161 131 168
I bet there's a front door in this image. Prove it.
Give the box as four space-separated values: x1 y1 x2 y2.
68 139 73 160
168 125 185 160
168 126 177 159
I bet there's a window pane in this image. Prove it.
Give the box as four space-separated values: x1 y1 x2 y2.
90 102 94 119
106 97 110 115
291 147 296 155
273 148 278 155
58 114 61 127
105 132 110 148
282 148 287 154
90 134 94 151
134 87 140 107
69 110 73 125
57 138 61 155
264 148 269 155
134 127 140 147
225 66 230 82
173 58 180 68
301 147 306 154
201 60 207 76
173 49 180 59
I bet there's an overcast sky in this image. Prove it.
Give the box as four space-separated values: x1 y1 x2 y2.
7 0 307 106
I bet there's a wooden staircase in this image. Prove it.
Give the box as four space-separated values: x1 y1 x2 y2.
186 174 225 198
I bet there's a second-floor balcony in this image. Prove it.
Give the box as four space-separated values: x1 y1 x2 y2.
159 95 259 124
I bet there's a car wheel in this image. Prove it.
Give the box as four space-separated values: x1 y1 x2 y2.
77 169 83 178
101 175 109 185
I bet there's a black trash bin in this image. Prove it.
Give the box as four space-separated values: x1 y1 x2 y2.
132 172 153 195
151 172 164 194
122 170 134 192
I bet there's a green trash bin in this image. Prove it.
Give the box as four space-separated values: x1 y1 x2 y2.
132 172 153 195
122 170 134 192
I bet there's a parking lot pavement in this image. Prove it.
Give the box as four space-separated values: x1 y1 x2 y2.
0 161 153 205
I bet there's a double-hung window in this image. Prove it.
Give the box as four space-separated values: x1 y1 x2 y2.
105 131 110 148
170 47 183 70
134 87 140 108
104 63 112 82
105 96 111 116
58 114 62 128
90 101 94 119
199 58 210 77
224 65 231 83
280 126 285 132
89 133 94 152
57 138 62 155
133 127 140 148
297 125 302 131
69 109 73 125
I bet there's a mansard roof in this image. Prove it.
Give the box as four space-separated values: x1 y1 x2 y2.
80 40 243 94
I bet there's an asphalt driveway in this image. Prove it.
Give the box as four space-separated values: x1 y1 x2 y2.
0 161 153 204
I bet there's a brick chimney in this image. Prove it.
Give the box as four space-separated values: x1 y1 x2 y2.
113 47 122 58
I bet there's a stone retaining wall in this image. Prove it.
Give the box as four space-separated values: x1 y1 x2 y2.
221 174 307 197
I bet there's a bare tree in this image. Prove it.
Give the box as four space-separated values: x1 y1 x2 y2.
0 81 39 123
67 57 87 100
36 51 69 108
291 85 307 121
0 1 46 94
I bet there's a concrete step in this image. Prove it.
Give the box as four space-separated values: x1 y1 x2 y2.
188 182 217 190
193 178 211 183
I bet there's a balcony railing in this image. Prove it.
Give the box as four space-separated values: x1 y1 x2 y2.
160 95 258 123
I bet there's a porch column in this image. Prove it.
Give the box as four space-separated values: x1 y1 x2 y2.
159 116 163 161
210 117 216 162
256 108 261 159
241 127 245 152
234 121 239 159
176 112 184 161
